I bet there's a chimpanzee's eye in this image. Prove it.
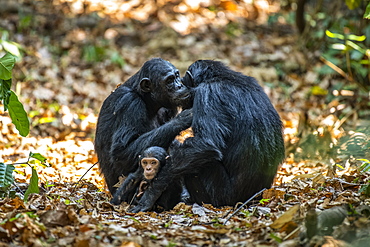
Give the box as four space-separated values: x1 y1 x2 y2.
165 75 175 84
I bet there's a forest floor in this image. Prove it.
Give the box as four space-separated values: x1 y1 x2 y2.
1 0 370 246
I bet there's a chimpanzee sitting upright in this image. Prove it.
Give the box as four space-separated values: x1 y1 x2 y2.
111 146 182 211
128 60 285 212
94 58 192 195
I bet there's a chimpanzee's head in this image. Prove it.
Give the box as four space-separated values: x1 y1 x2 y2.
137 58 191 109
182 60 227 88
139 146 168 180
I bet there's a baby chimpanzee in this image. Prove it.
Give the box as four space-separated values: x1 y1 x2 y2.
111 146 182 211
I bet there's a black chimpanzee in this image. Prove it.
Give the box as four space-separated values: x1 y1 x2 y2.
128 60 285 212
94 58 192 195
111 146 182 211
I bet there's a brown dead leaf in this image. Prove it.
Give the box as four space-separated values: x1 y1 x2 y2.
24 214 44 236
203 228 230 234
173 202 192 212
280 221 299 237
120 241 141 247
0 197 26 212
79 224 95 233
67 207 80 225
312 173 326 186
320 236 348 247
12 197 26 210
74 238 90 247
263 187 286 199
1 221 16 238
293 173 316 180
270 204 300 229
220 1 238 11
40 210 72 227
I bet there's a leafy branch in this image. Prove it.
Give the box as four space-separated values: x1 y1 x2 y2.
0 152 47 201
0 52 29 136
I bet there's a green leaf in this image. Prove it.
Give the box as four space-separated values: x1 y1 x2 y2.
311 85 328 96
0 79 12 108
364 3 370 19
347 34 366 42
359 184 370 196
326 30 345 40
24 168 39 201
30 152 47 164
8 91 30 137
331 43 347 51
336 164 345 169
0 163 15 188
358 159 370 162
346 40 367 54
345 0 361 10
110 51 126 67
270 232 283 243
359 160 370 172
1 40 22 57
0 53 16 80
351 50 365 60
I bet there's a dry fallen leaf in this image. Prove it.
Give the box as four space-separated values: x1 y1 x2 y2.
270 204 300 229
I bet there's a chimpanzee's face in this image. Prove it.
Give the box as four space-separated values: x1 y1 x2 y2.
141 157 160 180
140 58 191 109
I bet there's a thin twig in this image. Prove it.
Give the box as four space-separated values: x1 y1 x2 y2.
223 188 266 225
128 191 138 207
12 182 24 195
320 56 351 80
71 162 98 193
11 162 29 165
283 226 301 241
319 56 368 91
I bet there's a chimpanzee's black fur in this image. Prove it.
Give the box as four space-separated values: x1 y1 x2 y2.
95 58 192 195
129 60 285 213
111 146 182 211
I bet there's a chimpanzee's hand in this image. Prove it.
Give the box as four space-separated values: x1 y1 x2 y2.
110 173 140 205
127 187 159 213
127 169 171 213
175 108 193 128
127 200 153 213
110 187 132 205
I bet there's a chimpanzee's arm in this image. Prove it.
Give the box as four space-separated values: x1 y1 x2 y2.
127 166 174 213
110 108 192 174
128 85 231 212
111 168 142 205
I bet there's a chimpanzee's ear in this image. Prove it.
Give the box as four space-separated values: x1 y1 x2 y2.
182 71 194 87
139 78 152 93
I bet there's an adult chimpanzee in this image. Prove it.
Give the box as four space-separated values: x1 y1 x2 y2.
111 146 182 211
94 58 192 195
128 60 285 213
